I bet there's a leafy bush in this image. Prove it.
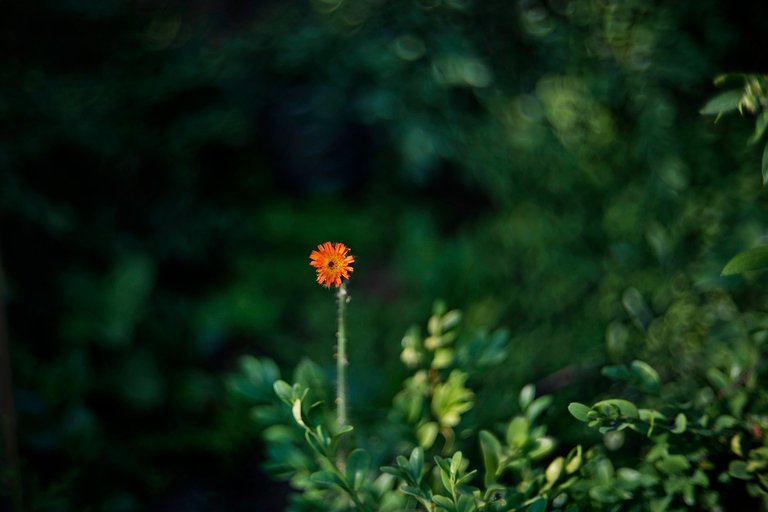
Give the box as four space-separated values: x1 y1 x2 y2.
230 294 768 510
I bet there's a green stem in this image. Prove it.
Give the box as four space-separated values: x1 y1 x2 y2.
336 283 348 429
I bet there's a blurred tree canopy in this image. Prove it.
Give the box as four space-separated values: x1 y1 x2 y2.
1 0 768 510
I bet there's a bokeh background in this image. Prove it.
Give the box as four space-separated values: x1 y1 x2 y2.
2 0 768 510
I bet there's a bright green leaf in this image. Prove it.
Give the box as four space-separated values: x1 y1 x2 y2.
519 384 535 410
671 413 687 434
567 402 590 422
506 416 529 448
721 246 768 275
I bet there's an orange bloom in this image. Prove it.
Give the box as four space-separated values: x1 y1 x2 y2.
309 242 355 288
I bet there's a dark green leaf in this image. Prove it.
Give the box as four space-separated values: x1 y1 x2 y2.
729 460 752 480
700 89 742 115
527 496 547 512
751 111 768 144
630 360 661 392
763 141 768 186
345 449 370 490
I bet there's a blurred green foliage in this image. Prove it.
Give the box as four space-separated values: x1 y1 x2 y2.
1 0 768 510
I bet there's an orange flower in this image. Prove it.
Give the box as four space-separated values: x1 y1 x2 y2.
309 242 355 288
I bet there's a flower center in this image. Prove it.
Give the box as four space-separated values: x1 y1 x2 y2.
327 261 336 268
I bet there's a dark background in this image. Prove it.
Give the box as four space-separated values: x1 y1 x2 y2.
2 0 768 510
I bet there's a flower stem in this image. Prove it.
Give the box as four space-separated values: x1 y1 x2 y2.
336 283 348 428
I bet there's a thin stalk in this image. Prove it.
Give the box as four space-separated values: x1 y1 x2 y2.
336 283 348 428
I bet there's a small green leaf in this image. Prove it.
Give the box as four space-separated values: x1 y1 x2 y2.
346 449 370 490
273 380 293 404
335 424 354 437
417 422 439 449
722 246 768 275
565 445 582 474
526 496 547 512
751 111 768 144
656 454 690 475
433 495 455 510
457 494 476 512
700 89 743 115
763 141 768 186
409 447 425 482
479 430 502 486
671 413 687 434
601 365 631 382
729 460 753 480
545 457 564 484
402 485 427 499
380 465 406 479
526 396 552 423
519 384 536 410
310 470 343 487
291 399 306 427
568 402 591 422
506 417 529 448
630 360 661 393
441 310 462 331
451 451 463 474
593 399 639 419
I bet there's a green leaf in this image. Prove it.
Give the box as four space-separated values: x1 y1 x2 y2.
545 457 563 484
457 494 476 512
565 445 582 474
568 402 591 422
526 496 547 512
479 430 502 486
346 449 370 490
291 399 305 427
700 88 742 115
441 310 462 331
526 396 552 423
402 485 427 499
380 465 406 479
519 384 536 410
273 380 293 404
310 470 343 487
763 140 768 186
671 413 687 434
409 447 425 482
593 399 639 419
417 421 439 449
506 416 529 448
729 460 753 480
721 246 768 275
751 111 768 144
433 495 455 510
630 360 661 393
601 365 631 382
656 455 690 475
